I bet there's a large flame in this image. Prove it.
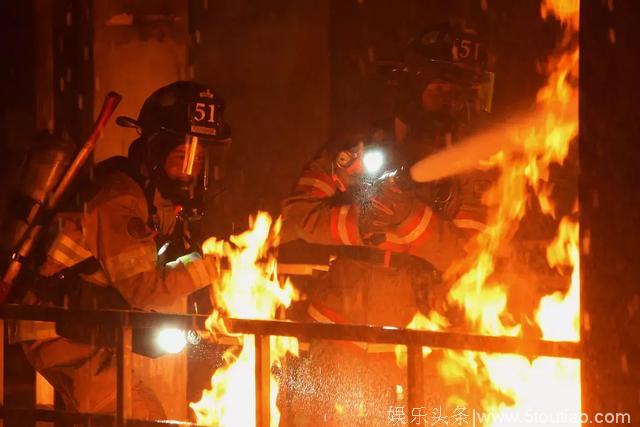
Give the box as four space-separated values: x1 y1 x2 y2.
405 0 581 424
190 212 299 426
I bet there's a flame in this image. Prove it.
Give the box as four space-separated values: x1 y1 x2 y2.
395 311 450 367
189 212 299 426
413 0 581 424
537 216 580 342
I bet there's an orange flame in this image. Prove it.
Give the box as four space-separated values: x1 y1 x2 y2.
395 311 450 367
190 212 299 426
537 216 580 342
412 0 581 424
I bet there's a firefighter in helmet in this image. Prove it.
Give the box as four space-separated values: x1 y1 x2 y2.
280 24 493 425
389 23 495 233
15 81 230 419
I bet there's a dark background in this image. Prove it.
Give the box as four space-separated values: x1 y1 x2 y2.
1 0 562 235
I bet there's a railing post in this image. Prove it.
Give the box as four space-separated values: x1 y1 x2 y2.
1 319 4 408
116 325 132 427
254 334 270 427
406 345 424 418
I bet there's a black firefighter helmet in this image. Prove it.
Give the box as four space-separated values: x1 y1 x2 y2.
117 81 231 206
395 24 495 130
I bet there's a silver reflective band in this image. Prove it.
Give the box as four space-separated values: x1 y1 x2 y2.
157 242 170 256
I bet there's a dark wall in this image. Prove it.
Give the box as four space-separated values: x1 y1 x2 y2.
190 0 562 233
581 0 640 420
329 0 560 140
0 1 37 420
0 1 36 198
190 0 330 232
0 1 37 140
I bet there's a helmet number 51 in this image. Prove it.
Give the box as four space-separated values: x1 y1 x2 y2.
457 39 480 61
193 102 216 123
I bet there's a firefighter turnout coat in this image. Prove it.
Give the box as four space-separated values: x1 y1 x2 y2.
281 147 483 332
16 163 214 417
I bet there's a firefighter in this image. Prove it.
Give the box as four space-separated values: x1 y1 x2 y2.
280 24 493 425
388 23 495 235
15 81 230 420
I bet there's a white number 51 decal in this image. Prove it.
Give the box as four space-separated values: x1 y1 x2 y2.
193 102 216 123
457 39 480 61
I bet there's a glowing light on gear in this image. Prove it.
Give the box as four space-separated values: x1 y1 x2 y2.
362 149 385 175
156 328 187 354
157 242 170 256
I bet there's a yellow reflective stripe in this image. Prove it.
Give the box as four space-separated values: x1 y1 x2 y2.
277 263 330 276
61 234 92 258
307 304 334 324
49 233 92 267
103 244 156 281
386 208 433 245
308 305 367 350
9 320 58 343
297 177 336 197
307 306 395 352
182 258 211 287
337 205 353 245
176 252 200 264
80 269 109 286
453 218 486 232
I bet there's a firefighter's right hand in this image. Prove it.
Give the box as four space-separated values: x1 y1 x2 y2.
360 178 414 234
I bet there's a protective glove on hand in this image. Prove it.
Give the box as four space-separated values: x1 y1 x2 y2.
359 177 415 235
415 178 461 220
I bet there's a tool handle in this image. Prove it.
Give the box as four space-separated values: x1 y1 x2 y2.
48 91 122 208
1 92 122 304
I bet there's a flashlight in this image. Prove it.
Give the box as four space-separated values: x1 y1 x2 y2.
156 328 187 354
155 328 203 354
362 149 385 175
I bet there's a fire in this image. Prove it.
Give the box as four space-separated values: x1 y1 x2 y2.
405 0 581 424
395 311 450 368
189 212 299 426
537 216 580 343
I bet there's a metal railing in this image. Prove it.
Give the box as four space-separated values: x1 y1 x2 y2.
0 304 581 426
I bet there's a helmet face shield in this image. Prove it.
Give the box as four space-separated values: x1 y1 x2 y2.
398 25 495 125
424 61 495 114
174 134 229 204
117 81 232 209
475 70 495 113
181 135 204 178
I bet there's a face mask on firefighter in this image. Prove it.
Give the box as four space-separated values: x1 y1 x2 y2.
152 133 212 210
421 71 494 118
